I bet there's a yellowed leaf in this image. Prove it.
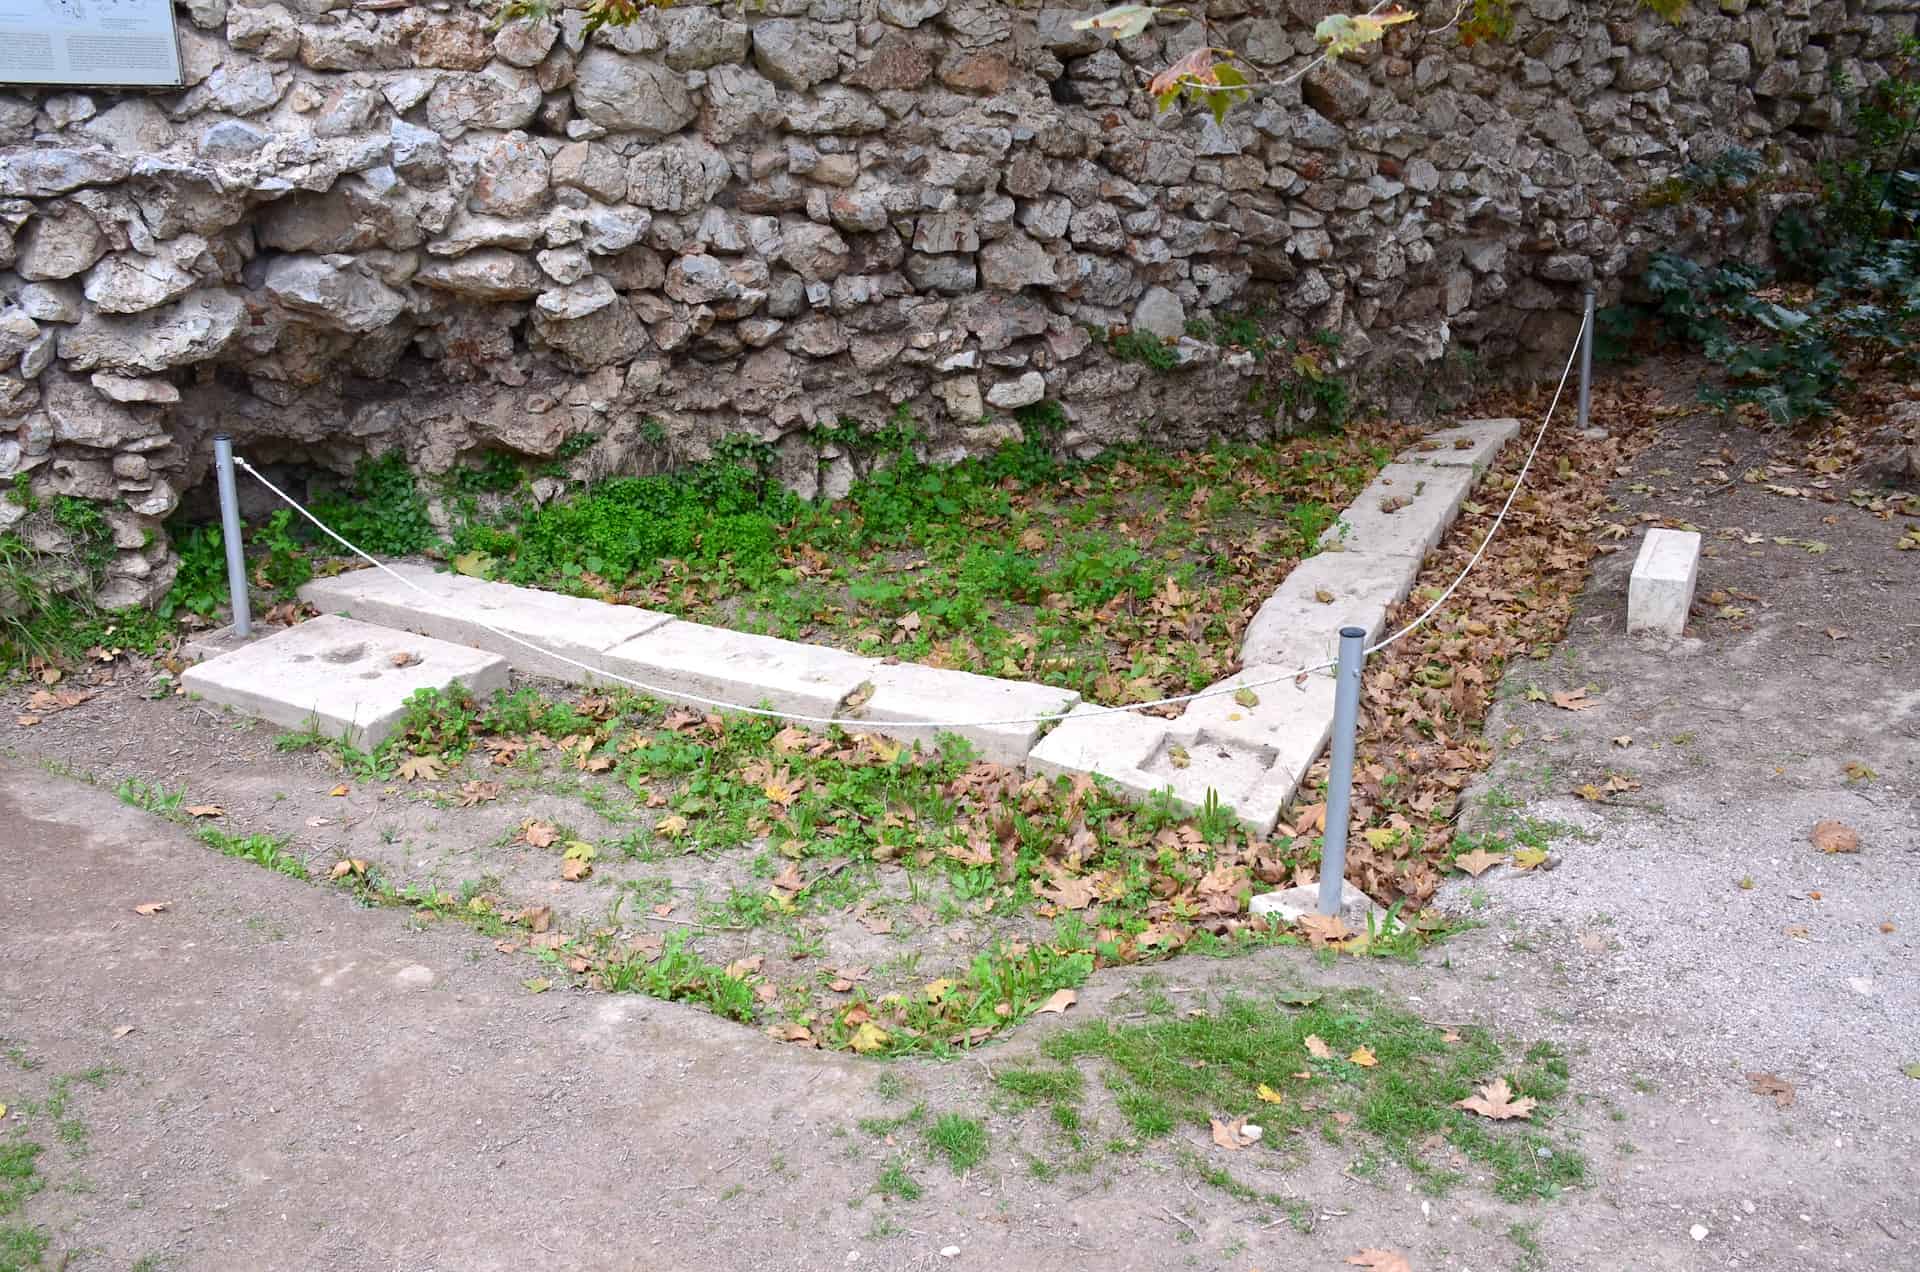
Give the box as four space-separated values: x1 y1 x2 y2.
1256 1083 1285 1104
848 1021 890 1054
1305 1034 1333 1060
1348 1045 1378 1068
1453 848 1503 877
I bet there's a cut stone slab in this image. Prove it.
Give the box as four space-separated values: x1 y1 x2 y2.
1028 694 1308 836
1249 880 1390 932
301 563 671 685
841 663 1079 765
1317 461 1475 561
1402 417 1522 471
600 620 877 720
1627 527 1701 637
1238 552 1416 671
179 614 509 750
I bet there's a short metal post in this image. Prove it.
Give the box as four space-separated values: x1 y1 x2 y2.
1317 626 1367 917
1577 284 1596 433
213 434 251 638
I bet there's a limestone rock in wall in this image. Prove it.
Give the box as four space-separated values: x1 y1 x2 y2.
572 49 696 134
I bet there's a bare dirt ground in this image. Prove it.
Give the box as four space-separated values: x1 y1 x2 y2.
3 370 1917 1271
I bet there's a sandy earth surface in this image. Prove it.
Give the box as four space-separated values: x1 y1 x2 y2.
3 401 1916 1272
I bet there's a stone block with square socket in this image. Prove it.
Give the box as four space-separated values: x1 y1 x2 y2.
1627 528 1701 637
180 614 509 749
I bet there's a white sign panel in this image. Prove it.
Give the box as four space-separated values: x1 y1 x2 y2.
0 0 182 87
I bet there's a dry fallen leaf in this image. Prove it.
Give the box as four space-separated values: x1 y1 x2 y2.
390 651 421 668
1745 1071 1795 1109
560 856 592 882
132 901 169 916
328 783 350 797
1550 689 1599 711
1035 988 1077 1016
328 858 368 880
1809 820 1860 854
1348 1046 1378 1068
1297 913 1352 947
1346 1251 1413 1272
397 755 446 782
1452 847 1503 877
521 820 559 849
1305 1034 1333 1060
1209 1115 1256 1151
1455 1078 1536 1121
111 1025 135 1040
184 804 224 819
1256 1083 1285 1104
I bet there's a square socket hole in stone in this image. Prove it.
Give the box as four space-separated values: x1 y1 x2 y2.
1143 731 1277 803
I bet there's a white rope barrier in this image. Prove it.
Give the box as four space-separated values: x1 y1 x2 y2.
232 309 1588 732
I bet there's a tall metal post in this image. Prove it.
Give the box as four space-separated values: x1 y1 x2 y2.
213 434 251 638
1577 284 1596 433
1317 626 1367 917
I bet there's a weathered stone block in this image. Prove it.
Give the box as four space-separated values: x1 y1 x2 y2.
600 620 877 719
181 614 510 750
1627 528 1700 637
301 563 673 684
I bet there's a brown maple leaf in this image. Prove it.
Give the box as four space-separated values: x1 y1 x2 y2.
397 755 445 782
1455 1078 1536 1120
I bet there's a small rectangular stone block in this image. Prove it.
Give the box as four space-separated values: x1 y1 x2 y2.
1401 417 1522 470
180 614 510 750
1318 462 1475 561
1238 552 1416 671
600 620 877 720
1627 528 1701 637
846 663 1079 765
301 564 672 685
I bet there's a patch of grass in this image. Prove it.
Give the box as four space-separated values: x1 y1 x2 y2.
873 1157 921 1201
0 1221 49 1271
1044 989 1587 1202
447 424 1401 702
995 1066 1085 1107
925 1114 988 1174
195 827 308 880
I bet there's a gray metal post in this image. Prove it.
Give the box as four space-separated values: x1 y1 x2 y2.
1317 626 1367 917
1577 285 1596 432
213 434 251 638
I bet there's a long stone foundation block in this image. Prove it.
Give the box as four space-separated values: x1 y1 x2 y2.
600 620 878 720
180 614 510 750
1627 528 1701 637
842 662 1080 765
301 564 672 685
1401 417 1523 471
1238 553 1418 672
1318 462 1476 561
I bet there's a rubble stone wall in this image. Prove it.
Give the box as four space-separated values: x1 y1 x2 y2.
0 0 1911 606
